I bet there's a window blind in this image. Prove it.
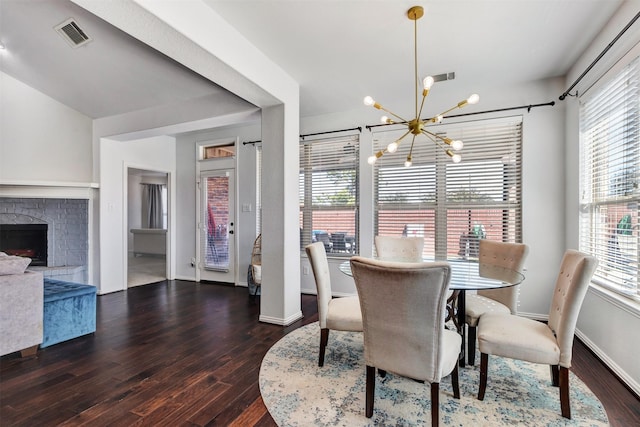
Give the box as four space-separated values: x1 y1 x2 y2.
299 135 359 256
579 55 640 299
373 116 523 260
256 145 262 236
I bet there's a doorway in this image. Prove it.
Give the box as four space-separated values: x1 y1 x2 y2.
127 168 168 287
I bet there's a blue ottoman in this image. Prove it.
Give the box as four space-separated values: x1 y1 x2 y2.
42 279 96 348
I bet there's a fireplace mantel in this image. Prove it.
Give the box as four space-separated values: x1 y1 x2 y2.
0 181 99 199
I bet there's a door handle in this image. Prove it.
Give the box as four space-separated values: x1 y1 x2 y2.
229 230 234 235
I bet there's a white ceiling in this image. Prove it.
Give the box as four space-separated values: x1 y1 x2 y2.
0 0 626 121
0 0 227 119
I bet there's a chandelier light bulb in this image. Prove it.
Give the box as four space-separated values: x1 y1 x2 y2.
447 149 462 163
436 115 443 123
423 76 434 90
387 142 398 153
452 140 463 151
380 115 389 124
467 94 480 104
367 155 378 165
364 96 375 106
404 158 413 167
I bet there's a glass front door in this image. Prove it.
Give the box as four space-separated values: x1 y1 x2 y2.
199 170 235 283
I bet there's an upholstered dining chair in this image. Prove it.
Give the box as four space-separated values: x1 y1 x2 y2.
465 240 529 364
349 256 461 426
477 250 598 419
374 235 424 261
305 242 363 367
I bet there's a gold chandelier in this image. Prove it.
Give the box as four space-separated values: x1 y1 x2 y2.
364 5 479 166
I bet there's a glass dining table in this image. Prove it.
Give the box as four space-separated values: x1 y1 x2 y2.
339 258 525 367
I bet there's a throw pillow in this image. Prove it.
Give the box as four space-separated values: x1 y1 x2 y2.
0 255 32 275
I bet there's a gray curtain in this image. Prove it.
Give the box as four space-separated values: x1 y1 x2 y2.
145 184 164 229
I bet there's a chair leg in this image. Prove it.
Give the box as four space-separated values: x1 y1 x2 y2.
366 365 375 418
550 364 559 386
378 369 387 378
431 382 440 427
319 328 329 367
467 325 477 365
559 366 571 419
451 363 460 399
478 353 488 400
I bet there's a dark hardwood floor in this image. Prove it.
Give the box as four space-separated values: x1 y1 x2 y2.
1 280 638 426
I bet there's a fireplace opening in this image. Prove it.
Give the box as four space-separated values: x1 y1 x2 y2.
0 224 48 266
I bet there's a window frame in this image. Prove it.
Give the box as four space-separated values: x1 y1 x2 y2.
579 52 640 301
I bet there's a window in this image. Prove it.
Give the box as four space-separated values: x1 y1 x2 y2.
579 55 639 299
299 135 359 256
373 117 523 260
203 143 235 159
198 140 236 160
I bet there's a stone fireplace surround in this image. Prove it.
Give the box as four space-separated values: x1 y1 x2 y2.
0 197 88 283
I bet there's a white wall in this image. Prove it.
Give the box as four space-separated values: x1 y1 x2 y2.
99 135 176 295
563 1 640 394
0 71 93 184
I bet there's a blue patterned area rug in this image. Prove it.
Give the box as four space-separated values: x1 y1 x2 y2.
259 322 608 426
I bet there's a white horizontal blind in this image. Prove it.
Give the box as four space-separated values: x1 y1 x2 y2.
373 116 523 260
299 135 359 256
579 55 640 299
256 145 262 236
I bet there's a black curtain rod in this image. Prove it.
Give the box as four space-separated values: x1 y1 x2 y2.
365 101 555 131
242 126 362 145
559 11 640 101
301 126 361 140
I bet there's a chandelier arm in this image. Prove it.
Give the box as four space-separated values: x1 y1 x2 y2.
417 92 429 123
396 129 413 144
421 131 445 148
420 131 437 145
422 129 448 143
377 104 410 123
407 134 417 158
435 100 471 119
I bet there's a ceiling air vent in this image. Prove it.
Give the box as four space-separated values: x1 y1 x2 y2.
54 18 92 48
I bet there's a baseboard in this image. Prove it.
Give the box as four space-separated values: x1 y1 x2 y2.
575 329 640 397
259 310 303 326
300 288 355 298
174 275 196 281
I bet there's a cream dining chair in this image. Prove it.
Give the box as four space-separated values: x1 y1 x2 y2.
305 242 363 367
465 240 529 364
374 236 424 261
350 256 460 426
477 249 598 419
